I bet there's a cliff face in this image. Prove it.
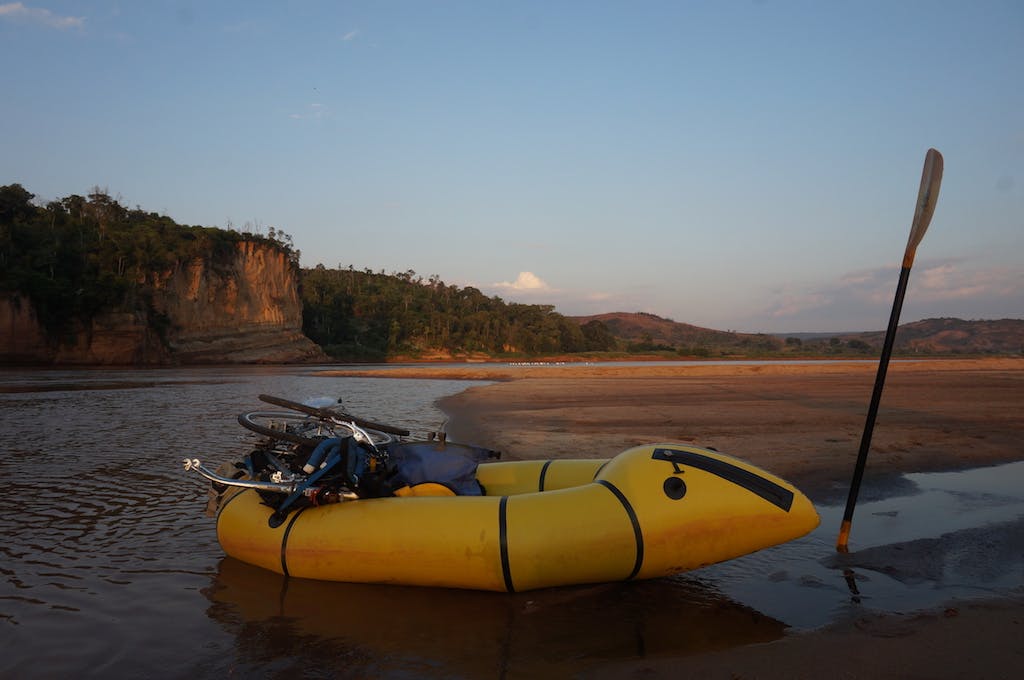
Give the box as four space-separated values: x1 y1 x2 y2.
151 241 325 364
1 241 326 365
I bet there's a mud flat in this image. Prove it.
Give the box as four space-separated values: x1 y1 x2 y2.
321 357 1024 677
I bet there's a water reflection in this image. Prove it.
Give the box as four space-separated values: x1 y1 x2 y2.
203 557 786 679
0 366 492 678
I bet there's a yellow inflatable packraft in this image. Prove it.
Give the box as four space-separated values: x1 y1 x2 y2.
215 444 819 592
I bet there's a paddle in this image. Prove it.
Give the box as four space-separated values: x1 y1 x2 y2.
836 148 944 552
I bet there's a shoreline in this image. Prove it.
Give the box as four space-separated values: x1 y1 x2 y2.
372 356 1024 677
418 357 1023 503
318 356 1022 383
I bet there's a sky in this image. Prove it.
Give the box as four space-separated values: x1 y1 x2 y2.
2 1 1021 333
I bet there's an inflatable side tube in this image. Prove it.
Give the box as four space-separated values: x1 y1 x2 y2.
475 458 607 496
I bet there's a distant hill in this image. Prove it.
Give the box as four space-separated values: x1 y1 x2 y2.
570 313 1024 356
842 318 1024 355
568 312 782 355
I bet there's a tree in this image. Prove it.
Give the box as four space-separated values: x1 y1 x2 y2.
0 183 35 223
1 184 297 341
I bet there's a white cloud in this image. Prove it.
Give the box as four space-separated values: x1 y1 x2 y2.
492 271 553 293
289 103 327 120
838 270 878 286
757 257 1024 331
478 275 656 319
342 29 359 41
768 292 831 319
473 259 1019 333
913 260 1023 301
0 2 84 29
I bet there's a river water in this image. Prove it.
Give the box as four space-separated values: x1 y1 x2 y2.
1 365 1021 678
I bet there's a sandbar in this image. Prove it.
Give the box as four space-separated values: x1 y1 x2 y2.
323 358 1023 500
321 357 1024 677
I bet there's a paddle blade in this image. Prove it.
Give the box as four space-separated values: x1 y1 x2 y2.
903 148 943 268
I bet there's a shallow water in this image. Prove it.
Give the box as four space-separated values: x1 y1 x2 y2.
693 461 1024 629
1 366 1021 678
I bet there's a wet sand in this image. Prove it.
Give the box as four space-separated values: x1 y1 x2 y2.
590 596 1024 679
321 357 1024 677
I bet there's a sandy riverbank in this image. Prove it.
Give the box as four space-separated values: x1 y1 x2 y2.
323 357 1023 501
321 357 1024 677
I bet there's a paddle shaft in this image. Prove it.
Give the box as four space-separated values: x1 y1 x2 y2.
836 265 910 549
836 148 943 551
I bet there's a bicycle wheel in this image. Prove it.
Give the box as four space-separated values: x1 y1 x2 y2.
238 411 392 446
258 394 410 437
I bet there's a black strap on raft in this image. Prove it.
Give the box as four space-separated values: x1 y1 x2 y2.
652 448 794 512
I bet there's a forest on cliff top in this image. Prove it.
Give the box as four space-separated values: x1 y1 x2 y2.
4 184 1018 361
0 183 294 341
0 183 616 359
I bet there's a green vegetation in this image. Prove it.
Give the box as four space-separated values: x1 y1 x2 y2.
300 265 617 360
1 182 618 360
6 183 1016 363
0 183 296 340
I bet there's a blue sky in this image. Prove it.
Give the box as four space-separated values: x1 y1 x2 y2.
2 1 1021 332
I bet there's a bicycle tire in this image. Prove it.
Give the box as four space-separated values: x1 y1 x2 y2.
238 411 332 445
238 411 393 446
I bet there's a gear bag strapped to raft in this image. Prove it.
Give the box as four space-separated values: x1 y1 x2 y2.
385 441 495 496
305 437 497 498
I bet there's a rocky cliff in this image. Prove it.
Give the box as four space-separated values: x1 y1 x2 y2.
1 241 325 365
